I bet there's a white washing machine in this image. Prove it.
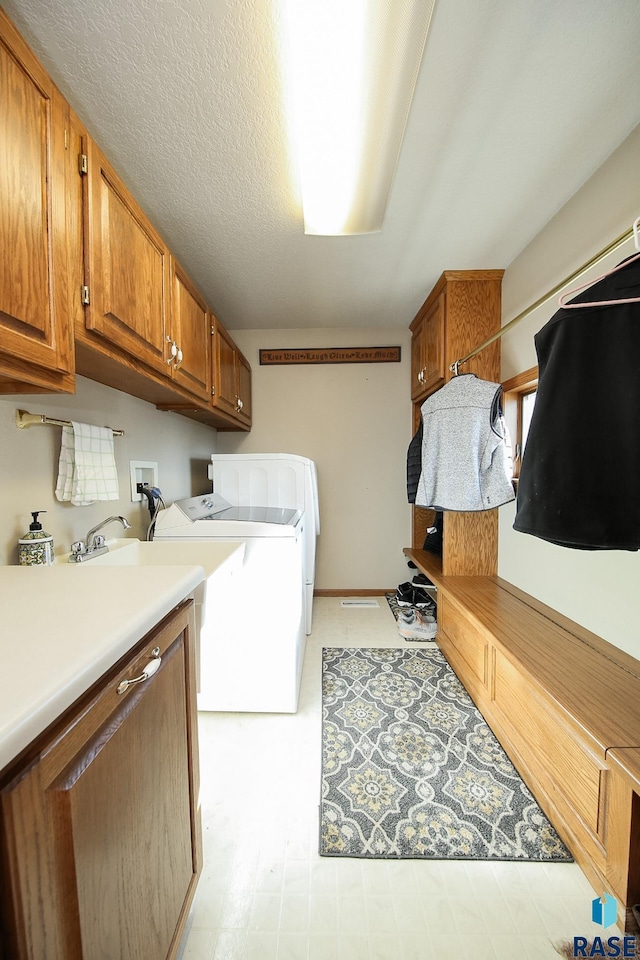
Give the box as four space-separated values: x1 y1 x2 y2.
154 494 306 713
208 453 319 634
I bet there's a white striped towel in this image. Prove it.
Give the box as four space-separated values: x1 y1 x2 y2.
55 422 119 506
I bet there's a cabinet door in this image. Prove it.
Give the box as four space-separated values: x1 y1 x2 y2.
0 10 74 390
410 315 427 400
82 136 170 376
410 294 445 400
421 294 445 393
236 350 252 426
212 317 241 418
169 258 211 402
0 603 201 960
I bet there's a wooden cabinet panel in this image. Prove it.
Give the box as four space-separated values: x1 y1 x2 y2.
82 137 170 376
423 296 445 391
0 9 74 391
0 602 201 960
438 594 488 689
169 258 211 402
444 511 498 577
492 648 604 840
604 751 640 922
56 639 193 960
236 349 252 426
410 316 426 401
212 318 239 419
410 294 444 401
212 317 251 426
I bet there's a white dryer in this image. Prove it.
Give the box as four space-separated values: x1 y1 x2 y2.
154 494 306 713
208 453 319 634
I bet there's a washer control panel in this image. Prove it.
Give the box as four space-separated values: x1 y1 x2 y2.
175 493 233 520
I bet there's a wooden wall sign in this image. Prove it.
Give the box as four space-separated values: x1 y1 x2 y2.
259 346 401 365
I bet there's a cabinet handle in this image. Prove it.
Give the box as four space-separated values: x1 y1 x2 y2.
174 346 183 371
166 338 178 365
117 647 162 695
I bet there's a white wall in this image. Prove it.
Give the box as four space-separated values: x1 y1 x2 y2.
217 327 413 591
0 377 219 565
499 123 640 659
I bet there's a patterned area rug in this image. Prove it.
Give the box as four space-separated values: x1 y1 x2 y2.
320 647 573 861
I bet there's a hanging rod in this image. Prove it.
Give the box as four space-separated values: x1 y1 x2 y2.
15 409 124 436
449 224 636 374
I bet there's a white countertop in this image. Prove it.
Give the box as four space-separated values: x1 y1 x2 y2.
0 540 243 773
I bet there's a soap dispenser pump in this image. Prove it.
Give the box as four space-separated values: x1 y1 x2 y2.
18 511 54 566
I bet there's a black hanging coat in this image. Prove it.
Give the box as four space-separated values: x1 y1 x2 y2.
513 254 640 550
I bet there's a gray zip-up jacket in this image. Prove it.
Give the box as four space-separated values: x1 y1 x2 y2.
415 374 515 512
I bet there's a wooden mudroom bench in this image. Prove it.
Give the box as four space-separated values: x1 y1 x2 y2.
405 547 640 932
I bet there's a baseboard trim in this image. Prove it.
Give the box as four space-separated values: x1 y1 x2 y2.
314 589 393 597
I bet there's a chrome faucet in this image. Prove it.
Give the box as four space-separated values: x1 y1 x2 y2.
86 515 131 551
69 515 131 562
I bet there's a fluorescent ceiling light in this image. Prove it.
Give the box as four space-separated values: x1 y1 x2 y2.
281 0 436 236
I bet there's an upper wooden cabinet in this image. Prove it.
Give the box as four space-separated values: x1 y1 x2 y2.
410 293 445 401
81 136 170 377
235 349 252 427
410 270 504 576
0 8 251 429
0 9 74 393
212 318 252 428
168 257 211 403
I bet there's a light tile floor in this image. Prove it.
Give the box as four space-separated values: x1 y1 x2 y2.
177 597 615 960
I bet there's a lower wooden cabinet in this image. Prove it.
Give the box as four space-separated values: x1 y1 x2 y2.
0 601 201 960
437 592 609 867
492 648 605 843
437 594 489 696
406 548 640 932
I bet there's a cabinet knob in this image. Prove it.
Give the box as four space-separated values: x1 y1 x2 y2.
117 647 162 695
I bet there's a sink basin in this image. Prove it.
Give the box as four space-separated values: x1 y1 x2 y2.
58 537 245 616
59 537 244 579
59 538 245 699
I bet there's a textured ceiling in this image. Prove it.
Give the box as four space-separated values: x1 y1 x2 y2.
4 0 640 330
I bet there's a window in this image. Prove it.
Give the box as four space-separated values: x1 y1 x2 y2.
520 388 537 458
502 367 538 482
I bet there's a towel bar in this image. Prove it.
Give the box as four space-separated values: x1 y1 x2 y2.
15 409 124 436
